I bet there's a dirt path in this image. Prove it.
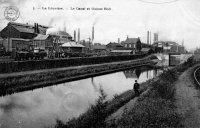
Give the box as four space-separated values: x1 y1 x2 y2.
175 64 200 128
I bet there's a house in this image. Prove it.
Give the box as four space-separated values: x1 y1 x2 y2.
0 22 49 39
121 37 142 52
106 42 124 51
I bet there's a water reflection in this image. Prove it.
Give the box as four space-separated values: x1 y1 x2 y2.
0 66 163 128
123 66 162 82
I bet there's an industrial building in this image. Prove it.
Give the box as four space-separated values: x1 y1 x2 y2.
152 41 186 53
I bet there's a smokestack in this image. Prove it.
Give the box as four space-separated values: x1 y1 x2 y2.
150 31 151 45
34 23 37 33
157 33 158 41
147 31 149 44
154 33 156 42
37 23 39 33
154 33 159 42
78 28 80 43
74 30 76 42
118 38 120 44
92 26 94 43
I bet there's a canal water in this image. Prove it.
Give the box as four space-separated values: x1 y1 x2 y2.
0 66 164 128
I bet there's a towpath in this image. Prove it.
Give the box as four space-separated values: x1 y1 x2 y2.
175 64 200 128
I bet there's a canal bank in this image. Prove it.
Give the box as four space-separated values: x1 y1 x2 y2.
55 56 194 128
0 56 156 96
0 62 163 128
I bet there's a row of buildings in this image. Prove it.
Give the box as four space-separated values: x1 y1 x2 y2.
0 21 186 57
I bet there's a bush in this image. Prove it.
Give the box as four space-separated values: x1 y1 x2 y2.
55 87 108 128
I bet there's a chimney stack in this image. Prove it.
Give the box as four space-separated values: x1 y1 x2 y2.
154 33 158 42
147 31 149 44
118 38 120 44
74 30 76 42
150 31 151 45
78 28 80 43
34 23 38 33
37 23 39 33
92 26 94 44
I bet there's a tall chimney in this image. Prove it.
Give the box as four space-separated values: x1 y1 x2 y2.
37 23 39 33
34 23 37 33
78 28 80 43
118 38 120 44
92 26 94 43
157 33 158 41
150 31 151 45
74 30 76 42
147 31 149 44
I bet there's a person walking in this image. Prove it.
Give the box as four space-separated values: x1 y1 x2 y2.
134 80 140 96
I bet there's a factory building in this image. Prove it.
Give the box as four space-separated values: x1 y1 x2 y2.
152 41 186 53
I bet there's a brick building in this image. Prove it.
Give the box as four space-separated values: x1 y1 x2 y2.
0 22 49 39
121 37 142 52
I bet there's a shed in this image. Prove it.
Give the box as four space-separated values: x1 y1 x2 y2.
141 48 154 54
62 42 85 53
33 34 53 50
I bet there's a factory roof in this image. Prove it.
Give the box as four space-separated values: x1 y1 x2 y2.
34 34 50 40
7 22 49 35
92 45 107 50
62 42 85 48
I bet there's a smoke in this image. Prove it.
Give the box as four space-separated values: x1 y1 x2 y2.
46 17 68 35
92 17 100 26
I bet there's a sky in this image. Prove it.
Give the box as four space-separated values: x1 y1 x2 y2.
0 0 200 50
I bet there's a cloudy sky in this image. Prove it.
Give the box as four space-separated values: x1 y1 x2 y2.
0 0 200 50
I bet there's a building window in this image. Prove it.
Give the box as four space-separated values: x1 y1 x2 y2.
129 44 131 48
125 44 128 47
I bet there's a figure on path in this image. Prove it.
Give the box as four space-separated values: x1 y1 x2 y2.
134 80 140 96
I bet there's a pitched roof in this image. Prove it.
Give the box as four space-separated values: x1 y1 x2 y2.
106 42 123 47
62 42 85 48
57 31 72 38
92 45 106 50
34 34 50 40
12 25 34 33
122 38 140 44
8 22 48 35
141 48 152 52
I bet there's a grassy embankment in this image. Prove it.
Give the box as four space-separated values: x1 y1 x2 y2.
54 57 194 128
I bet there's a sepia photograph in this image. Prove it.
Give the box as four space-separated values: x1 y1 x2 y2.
0 0 200 127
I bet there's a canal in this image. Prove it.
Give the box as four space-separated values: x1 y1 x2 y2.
0 65 164 128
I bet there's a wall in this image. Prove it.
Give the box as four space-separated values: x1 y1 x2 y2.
0 54 147 73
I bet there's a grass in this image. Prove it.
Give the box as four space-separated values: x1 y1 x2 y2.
105 57 194 128
54 87 109 128
54 57 194 128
